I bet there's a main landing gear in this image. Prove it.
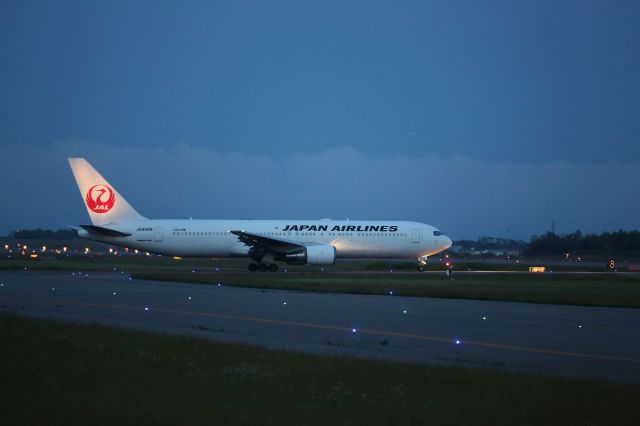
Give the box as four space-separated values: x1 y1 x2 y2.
248 263 279 272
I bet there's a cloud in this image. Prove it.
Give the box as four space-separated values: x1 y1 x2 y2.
1 140 638 239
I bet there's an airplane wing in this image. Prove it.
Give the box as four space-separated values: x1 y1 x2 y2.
230 230 306 254
79 224 132 237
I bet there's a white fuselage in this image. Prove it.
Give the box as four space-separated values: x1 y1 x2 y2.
79 219 452 260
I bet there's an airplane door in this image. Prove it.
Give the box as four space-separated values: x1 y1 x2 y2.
411 229 420 243
154 227 163 242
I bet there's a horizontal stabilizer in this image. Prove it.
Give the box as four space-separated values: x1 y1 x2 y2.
80 225 131 237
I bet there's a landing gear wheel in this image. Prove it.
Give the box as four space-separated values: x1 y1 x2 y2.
258 263 268 272
268 263 278 272
248 263 257 272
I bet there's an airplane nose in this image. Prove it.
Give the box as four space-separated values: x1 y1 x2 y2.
442 236 452 250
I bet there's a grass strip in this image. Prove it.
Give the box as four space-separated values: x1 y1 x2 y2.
132 271 640 308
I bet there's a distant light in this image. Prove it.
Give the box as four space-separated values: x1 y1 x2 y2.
578 325 582 329
390 269 394 273
388 291 394 295
51 287 54 291
144 307 149 311
455 339 461 345
352 328 357 334
217 283 222 287
41 246 46 252
113 292 117 295
482 316 487 321
283 301 287 305
62 246 67 252
402 309 407 314
108 248 113 254
188 296 191 300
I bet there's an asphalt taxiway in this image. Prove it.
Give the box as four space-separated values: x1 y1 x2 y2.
1 271 639 381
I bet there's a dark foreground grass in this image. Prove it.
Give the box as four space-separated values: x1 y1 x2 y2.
1 313 638 426
132 271 640 308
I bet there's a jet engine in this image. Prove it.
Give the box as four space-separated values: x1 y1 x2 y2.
283 244 336 265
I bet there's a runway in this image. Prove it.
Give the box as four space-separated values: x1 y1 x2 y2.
1 271 640 381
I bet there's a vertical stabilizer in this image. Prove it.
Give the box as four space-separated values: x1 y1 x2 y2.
68 158 146 225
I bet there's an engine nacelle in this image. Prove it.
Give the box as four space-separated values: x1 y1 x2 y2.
284 244 336 265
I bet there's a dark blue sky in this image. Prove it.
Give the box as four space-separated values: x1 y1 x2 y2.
1 1 639 239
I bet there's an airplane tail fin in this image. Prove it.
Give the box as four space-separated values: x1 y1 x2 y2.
68 158 146 225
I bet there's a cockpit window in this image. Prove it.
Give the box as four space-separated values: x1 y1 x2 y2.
433 230 443 236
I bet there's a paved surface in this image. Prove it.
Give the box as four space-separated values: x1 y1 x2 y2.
1 271 639 381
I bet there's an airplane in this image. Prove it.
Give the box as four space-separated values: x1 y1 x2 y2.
68 158 452 272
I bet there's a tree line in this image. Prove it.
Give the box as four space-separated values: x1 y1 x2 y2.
453 231 640 255
526 230 640 255
8 229 78 240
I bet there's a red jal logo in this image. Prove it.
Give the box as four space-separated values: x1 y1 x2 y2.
86 185 115 213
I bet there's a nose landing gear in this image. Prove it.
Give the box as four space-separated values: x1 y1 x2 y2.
417 256 428 272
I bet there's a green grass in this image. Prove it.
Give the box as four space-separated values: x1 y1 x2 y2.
0 255 210 272
132 270 640 308
4 256 640 307
1 313 638 426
